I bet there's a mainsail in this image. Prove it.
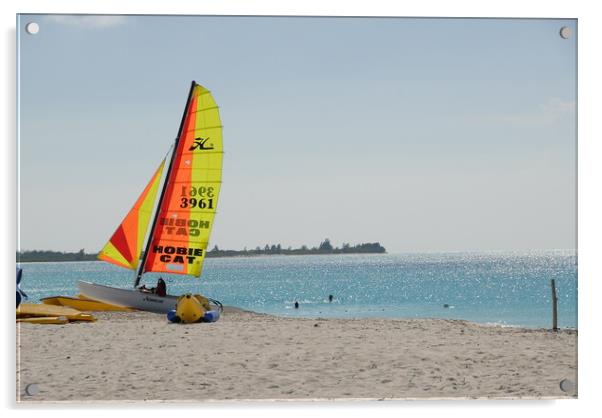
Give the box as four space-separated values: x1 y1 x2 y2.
140 82 223 278
98 160 166 269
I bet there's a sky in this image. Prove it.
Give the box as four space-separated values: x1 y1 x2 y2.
17 14 577 253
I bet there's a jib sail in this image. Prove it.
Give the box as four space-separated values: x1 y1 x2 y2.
98 159 166 269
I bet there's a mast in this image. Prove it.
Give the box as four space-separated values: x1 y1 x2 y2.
134 80 197 287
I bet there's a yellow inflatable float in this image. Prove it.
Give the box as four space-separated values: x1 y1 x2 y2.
168 293 221 324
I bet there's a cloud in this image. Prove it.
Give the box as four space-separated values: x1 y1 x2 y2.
45 15 128 29
455 98 575 127
475 114 553 126
540 98 576 114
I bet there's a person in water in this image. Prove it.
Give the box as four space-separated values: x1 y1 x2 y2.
294 301 299 309
328 294 333 302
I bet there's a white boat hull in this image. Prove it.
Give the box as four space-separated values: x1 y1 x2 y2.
77 281 179 314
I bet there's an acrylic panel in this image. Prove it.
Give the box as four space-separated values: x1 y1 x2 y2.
16 14 577 402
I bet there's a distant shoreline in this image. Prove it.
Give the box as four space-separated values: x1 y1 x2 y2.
16 241 386 263
16 252 387 263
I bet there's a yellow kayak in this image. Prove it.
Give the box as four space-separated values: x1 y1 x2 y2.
16 303 96 322
41 295 132 312
17 316 69 325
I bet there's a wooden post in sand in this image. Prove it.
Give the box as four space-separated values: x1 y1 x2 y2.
550 279 558 331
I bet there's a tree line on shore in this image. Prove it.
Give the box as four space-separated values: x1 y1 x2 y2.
207 239 386 257
16 239 386 263
17 249 96 263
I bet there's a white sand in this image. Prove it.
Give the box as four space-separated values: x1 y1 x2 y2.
16 309 577 402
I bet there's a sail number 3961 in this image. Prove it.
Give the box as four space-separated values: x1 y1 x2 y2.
180 186 215 209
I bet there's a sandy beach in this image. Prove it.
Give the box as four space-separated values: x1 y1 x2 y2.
16 308 577 402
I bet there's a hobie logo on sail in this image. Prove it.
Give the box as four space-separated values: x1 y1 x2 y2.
189 137 214 151
160 217 210 236
153 245 203 264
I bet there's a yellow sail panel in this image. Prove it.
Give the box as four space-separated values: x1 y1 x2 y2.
143 83 223 277
98 242 131 269
98 159 166 269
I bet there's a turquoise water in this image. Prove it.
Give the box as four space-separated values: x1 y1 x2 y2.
18 251 577 329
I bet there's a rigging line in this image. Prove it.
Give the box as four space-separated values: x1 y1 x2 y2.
192 106 219 113
179 150 224 155
184 125 223 131
160 210 218 214
170 180 222 184
148 239 210 245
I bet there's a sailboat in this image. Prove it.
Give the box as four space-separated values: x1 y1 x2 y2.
77 81 223 314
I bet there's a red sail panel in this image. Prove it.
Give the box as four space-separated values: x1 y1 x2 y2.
143 83 223 277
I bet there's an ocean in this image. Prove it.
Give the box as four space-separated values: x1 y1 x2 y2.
17 251 577 329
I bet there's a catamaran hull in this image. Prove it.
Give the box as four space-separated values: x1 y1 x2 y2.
77 281 179 314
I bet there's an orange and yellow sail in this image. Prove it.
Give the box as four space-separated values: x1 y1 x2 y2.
98 160 166 269
143 83 223 276
98 82 223 279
